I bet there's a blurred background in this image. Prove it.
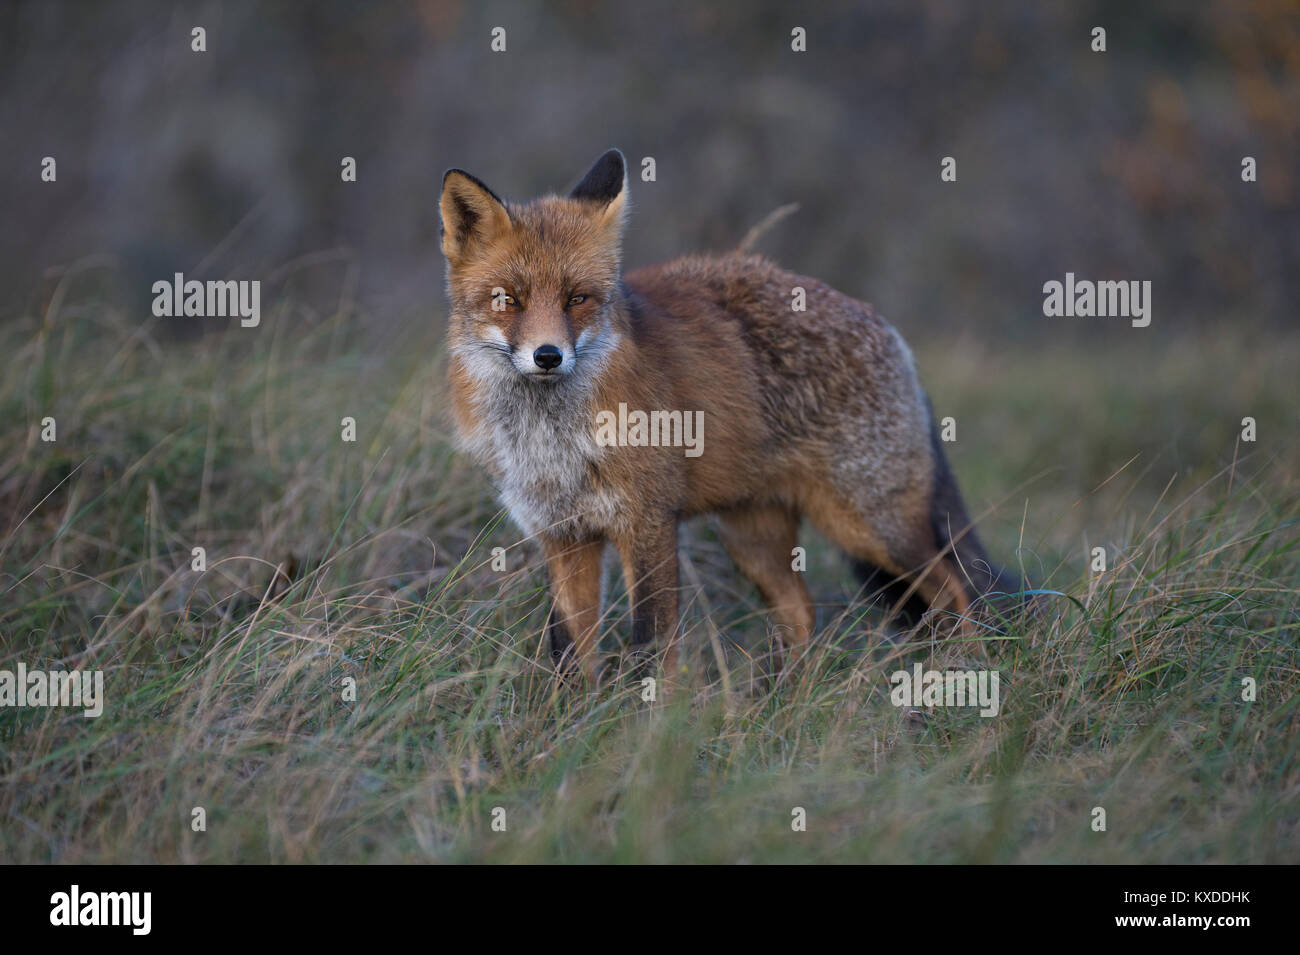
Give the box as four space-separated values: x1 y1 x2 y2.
1 0 1296 344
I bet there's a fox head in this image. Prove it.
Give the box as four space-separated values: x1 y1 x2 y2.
440 149 629 385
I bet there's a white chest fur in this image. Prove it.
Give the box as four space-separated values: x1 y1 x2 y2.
462 380 623 538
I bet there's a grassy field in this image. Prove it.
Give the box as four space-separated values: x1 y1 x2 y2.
1 278 1298 863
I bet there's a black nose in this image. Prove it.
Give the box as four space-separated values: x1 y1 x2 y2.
533 345 563 370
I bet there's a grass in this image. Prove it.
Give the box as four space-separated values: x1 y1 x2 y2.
1 272 1298 863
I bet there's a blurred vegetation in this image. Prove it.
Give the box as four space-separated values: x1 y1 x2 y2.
0 295 1296 862
1 0 1297 343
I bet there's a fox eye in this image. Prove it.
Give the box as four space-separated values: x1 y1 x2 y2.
567 294 588 306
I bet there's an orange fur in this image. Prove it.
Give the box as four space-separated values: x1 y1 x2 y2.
440 150 1008 683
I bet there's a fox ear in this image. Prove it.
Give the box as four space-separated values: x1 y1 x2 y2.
440 169 511 264
569 148 628 231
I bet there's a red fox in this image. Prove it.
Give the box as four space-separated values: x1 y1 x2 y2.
440 149 1016 683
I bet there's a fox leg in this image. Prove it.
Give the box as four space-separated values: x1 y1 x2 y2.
845 538 972 625
806 490 975 639
898 553 974 637
542 536 606 681
614 518 680 682
717 503 815 651
861 545 975 639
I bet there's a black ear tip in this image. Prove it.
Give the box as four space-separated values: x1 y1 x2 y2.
441 168 506 205
570 149 627 203
441 168 473 192
597 149 627 182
